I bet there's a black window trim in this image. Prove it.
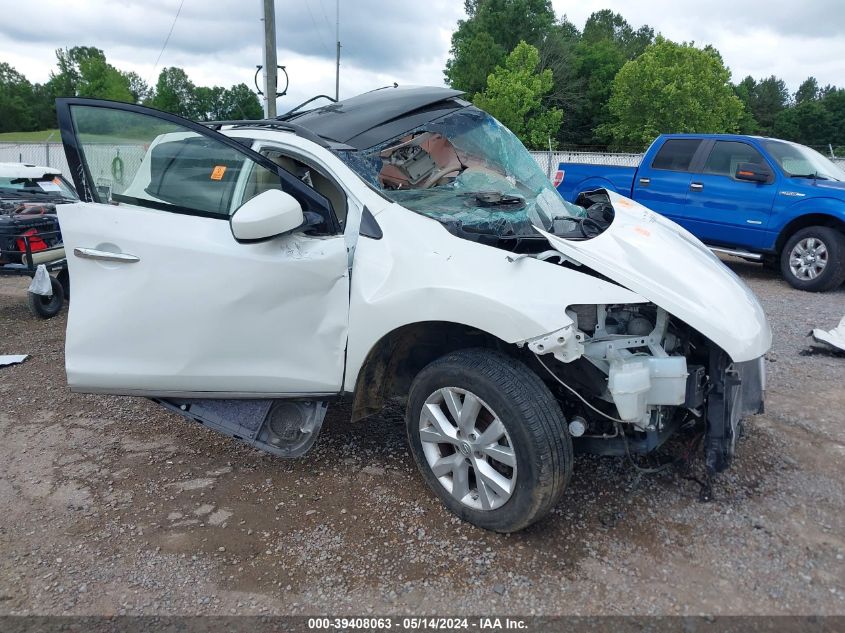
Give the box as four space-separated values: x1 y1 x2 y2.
56 97 341 234
649 138 706 173
698 139 775 184
253 140 351 231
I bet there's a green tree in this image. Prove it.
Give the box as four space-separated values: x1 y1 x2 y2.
773 100 832 146
536 17 584 144
150 67 197 117
49 46 133 101
795 77 819 104
732 76 759 134
193 86 226 120
218 84 262 120
820 88 845 147
445 0 556 95
748 75 789 135
473 41 563 148
600 38 743 149
566 11 654 146
0 63 36 132
582 9 653 60
568 38 625 145
123 71 153 104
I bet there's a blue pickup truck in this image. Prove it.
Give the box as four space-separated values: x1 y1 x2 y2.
555 134 845 292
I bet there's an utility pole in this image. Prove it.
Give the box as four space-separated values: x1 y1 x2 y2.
262 0 278 118
335 0 340 101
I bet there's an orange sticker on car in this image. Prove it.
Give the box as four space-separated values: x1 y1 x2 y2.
210 165 227 181
634 226 651 237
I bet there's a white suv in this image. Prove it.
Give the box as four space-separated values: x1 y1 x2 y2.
55 87 770 532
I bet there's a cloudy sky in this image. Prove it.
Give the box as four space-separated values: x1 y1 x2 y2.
2 0 843 114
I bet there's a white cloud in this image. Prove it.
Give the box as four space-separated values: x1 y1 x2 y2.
1 0 842 115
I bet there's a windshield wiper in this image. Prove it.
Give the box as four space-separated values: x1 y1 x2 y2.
790 172 831 181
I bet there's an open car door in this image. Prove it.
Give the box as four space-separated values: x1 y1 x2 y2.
56 99 349 405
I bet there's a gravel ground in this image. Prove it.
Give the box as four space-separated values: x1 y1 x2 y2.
0 259 843 617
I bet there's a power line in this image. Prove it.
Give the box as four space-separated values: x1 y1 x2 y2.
305 0 333 56
149 0 186 84
317 0 334 32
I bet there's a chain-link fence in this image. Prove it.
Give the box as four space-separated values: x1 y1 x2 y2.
0 142 147 197
530 150 643 178
530 150 845 177
3 142 845 186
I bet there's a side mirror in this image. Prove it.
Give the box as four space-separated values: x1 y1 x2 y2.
735 162 771 184
230 189 304 242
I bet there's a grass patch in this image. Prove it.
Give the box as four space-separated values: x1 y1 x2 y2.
0 130 61 143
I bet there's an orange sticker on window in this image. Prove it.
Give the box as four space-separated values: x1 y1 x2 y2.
210 165 227 181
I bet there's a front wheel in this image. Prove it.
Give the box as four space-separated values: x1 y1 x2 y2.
780 226 845 292
406 349 572 532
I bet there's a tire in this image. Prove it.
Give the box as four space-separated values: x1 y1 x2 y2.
780 226 845 292
57 267 70 301
27 275 64 319
406 348 572 533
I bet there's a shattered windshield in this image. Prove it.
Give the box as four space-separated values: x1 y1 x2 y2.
336 107 584 236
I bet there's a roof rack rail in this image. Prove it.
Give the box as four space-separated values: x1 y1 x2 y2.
202 119 328 148
278 94 337 120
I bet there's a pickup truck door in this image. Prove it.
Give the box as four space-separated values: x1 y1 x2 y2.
683 140 777 249
55 99 350 397
630 138 704 222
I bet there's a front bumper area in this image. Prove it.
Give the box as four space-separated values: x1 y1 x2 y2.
705 351 765 475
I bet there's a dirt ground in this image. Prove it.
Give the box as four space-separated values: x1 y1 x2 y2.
0 259 843 617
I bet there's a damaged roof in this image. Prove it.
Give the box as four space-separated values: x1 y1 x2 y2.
281 86 468 150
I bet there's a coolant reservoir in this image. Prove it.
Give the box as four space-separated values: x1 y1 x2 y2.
607 358 651 422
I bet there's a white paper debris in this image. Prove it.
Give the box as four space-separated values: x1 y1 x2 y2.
28 265 53 296
812 316 845 353
0 355 29 367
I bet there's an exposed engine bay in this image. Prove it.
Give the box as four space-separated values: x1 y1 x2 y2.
332 101 766 481
528 302 764 479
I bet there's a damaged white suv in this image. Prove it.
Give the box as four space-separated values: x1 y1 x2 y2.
56 87 771 532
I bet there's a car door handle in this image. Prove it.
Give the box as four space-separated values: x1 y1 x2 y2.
73 247 140 263
639 177 650 186
690 182 704 191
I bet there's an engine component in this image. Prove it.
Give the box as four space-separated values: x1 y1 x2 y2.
607 357 651 424
568 304 598 334
627 316 653 336
568 416 587 437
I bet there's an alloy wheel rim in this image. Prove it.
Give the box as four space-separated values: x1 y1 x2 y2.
789 237 828 281
418 387 517 511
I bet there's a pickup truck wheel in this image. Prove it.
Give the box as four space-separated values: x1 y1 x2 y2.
406 348 572 533
780 226 845 292
27 276 64 319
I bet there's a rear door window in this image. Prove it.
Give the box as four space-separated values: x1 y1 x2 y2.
651 139 702 172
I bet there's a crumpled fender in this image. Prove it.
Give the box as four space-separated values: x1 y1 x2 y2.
344 204 645 390
537 190 772 363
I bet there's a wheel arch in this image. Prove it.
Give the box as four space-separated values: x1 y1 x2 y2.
575 177 618 196
774 212 845 255
350 321 513 422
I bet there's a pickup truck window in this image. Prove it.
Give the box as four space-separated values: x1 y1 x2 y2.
703 141 767 179
763 140 845 182
651 139 702 172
